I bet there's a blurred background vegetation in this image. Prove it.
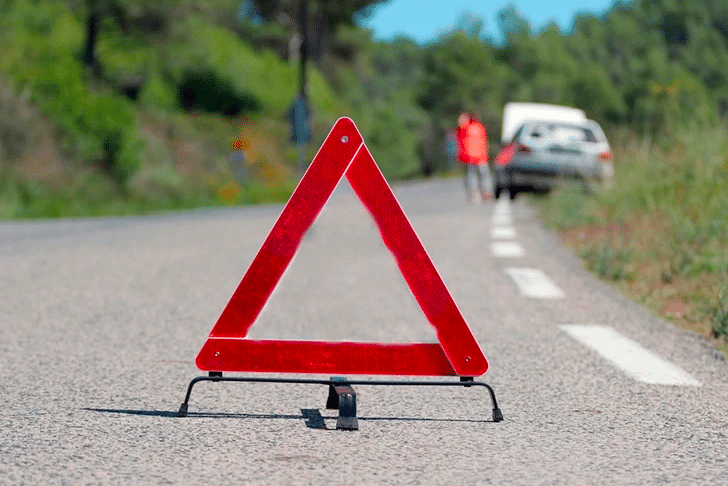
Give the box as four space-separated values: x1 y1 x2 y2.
1 1 727 342
3 0 728 216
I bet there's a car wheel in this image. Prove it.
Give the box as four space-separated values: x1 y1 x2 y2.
494 185 502 199
509 187 517 200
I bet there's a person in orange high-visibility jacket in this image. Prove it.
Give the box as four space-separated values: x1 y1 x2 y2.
456 112 494 202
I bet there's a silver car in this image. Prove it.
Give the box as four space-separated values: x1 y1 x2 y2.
493 119 613 199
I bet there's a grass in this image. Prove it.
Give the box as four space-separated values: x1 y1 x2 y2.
536 122 728 355
708 274 728 340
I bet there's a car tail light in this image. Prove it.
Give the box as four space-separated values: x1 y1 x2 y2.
495 142 516 166
517 144 531 154
599 150 612 161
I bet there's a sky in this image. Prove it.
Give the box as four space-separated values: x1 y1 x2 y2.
358 0 623 44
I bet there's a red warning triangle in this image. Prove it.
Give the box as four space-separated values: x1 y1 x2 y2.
196 117 488 377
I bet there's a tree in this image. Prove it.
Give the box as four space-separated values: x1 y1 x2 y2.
252 0 387 30
497 5 530 43
249 0 387 63
80 0 176 77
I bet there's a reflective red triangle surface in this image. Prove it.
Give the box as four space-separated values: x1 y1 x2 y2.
196 118 488 376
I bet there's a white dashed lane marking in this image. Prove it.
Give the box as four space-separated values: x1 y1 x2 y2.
493 198 510 212
492 202 698 387
491 241 525 258
492 213 512 226
560 325 702 386
491 226 516 239
504 267 565 298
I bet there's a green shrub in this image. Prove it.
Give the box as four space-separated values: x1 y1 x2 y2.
138 70 177 111
96 21 152 81
354 102 422 179
163 17 337 117
0 78 41 163
538 183 601 230
27 57 144 181
177 69 259 115
1 1 144 183
580 245 633 281
709 276 728 339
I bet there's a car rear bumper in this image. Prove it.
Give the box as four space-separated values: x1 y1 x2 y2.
495 161 604 189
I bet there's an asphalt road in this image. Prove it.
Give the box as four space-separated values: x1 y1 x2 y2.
2 177 727 484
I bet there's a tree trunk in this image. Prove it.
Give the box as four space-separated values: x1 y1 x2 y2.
84 0 100 77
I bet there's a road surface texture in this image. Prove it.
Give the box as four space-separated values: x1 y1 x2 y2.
2 177 727 484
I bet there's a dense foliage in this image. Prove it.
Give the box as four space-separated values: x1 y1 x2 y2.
246 0 728 173
2 0 728 195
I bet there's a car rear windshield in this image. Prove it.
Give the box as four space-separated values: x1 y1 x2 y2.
526 123 598 143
